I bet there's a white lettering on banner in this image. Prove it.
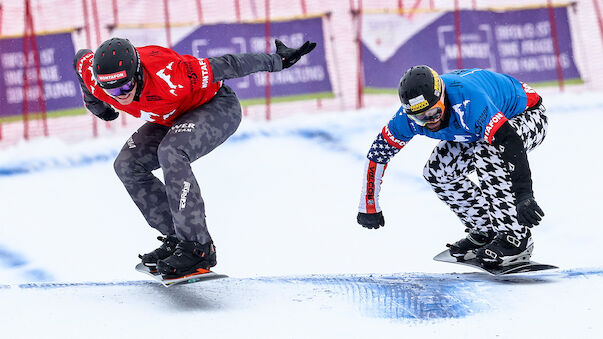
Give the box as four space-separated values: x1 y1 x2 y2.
521 38 554 54
444 42 491 59
498 42 520 57
252 65 326 86
249 33 304 53
1 48 56 69
501 54 571 73
4 65 61 86
495 22 551 41
156 62 184 96
5 81 77 104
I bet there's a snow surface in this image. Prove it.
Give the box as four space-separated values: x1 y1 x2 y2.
1 92 603 338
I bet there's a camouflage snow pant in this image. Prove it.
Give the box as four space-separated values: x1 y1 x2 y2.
423 103 548 237
114 85 242 243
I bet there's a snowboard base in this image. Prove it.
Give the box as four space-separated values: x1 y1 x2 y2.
433 249 558 276
135 263 227 287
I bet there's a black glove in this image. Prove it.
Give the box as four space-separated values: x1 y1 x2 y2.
357 211 385 229
275 39 316 69
516 195 544 227
93 104 119 121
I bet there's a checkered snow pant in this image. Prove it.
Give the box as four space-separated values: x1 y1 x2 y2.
423 104 548 237
113 85 242 244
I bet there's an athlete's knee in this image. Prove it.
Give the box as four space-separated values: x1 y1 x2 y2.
157 143 190 169
423 163 441 185
114 150 149 183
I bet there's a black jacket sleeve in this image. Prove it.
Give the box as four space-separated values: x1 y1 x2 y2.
491 121 532 201
72 49 119 121
208 53 283 82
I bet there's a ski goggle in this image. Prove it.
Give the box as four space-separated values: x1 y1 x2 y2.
105 79 136 97
407 93 445 126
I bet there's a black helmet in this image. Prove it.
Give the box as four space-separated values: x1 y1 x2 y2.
398 65 444 115
93 38 140 89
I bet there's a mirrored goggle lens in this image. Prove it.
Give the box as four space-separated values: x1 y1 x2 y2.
106 80 135 97
408 106 442 126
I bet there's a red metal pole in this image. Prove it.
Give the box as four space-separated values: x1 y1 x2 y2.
355 0 364 109
23 0 32 140
163 0 172 48
82 0 91 48
548 0 565 91
112 0 119 27
91 0 101 45
593 0 603 59
234 0 241 22
0 3 3 36
300 0 307 15
454 0 462 69
472 0 477 10
264 0 271 120
29 21 48 137
196 0 204 24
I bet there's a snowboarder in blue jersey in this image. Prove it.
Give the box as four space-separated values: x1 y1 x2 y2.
357 65 547 268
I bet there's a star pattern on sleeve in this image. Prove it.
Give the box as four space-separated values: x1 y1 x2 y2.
367 133 401 164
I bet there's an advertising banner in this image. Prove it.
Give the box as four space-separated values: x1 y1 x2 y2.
171 17 333 102
362 6 581 90
0 32 82 118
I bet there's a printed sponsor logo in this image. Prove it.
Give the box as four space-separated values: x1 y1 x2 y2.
382 126 406 149
97 70 127 82
127 137 136 149
145 95 163 101
367 163 376 198
484 112 506 142
184 61 198 87
171 123 195 133
408 95 429 112
198 58 210 88
431 69 441 96
179 181 191 211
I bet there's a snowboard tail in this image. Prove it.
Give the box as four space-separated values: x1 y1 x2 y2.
135 263 227 287
433 249 558 276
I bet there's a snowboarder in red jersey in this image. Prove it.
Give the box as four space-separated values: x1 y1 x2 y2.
73 37 315 278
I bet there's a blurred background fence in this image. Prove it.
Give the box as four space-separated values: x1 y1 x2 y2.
1 0 602 146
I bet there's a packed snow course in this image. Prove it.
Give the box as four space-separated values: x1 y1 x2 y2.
1 92 602 338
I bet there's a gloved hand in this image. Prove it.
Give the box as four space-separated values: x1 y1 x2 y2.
275 39 316 69
357 211 385 229
516 195 544 227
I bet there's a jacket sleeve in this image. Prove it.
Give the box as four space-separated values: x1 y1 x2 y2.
72 49 119 121
491 121 533 201
358 125 408 214
208 53 283 82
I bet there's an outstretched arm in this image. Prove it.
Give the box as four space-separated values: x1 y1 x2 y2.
357 125 408 229
208 40 316 82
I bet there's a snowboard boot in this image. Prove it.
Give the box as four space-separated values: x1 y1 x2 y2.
138 235 180 272
447 228 495 260
157 240 217 278
476 229 534 268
